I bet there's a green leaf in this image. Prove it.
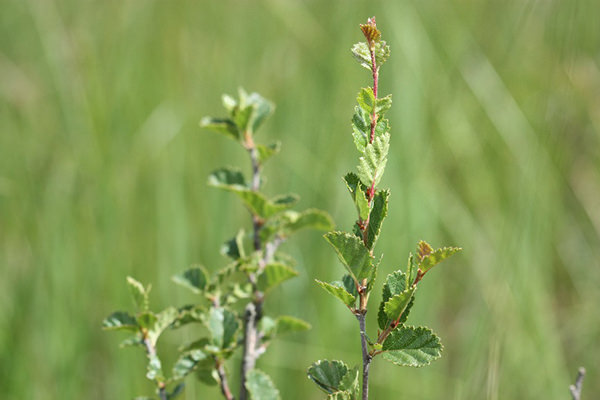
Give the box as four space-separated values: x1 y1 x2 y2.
418 244 462 274
315 280 356 307
172 349 208 380
138 311 158 330
378 271 413 330
222 93 237 111
357 132 390 187
324 232 372 283
262 209 334 242
196 358 219 386
103 311 138 332
246 92 274 133
246 369 281 400
342 274 359 298
257 263 298 293
307 360 358 396
365 189 389 250
127 276 150 311
221 229 246 260
147 307 179 347
270 193 299 209
172 304 205 328
343 173 369 220
200 117 239 141
172 266 208 294
209 168 297 218
351 42 372 70
351 106 370 151
357 87 375 115
206 307 239 350
120 334 143 348
274 316 311 336
381 326 443 367
328 392 356 400
256 142 281 163
146 353 165 382
376 94 392 115
373 117 390 140
374 41 390 66
208 167 247 188
383 287 416 324
284 209 335 234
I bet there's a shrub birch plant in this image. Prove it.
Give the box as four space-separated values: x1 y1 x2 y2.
307 17 461 400
103 90 333 400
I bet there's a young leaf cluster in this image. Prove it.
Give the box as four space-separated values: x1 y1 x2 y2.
308 17 461 400
105 89 333 399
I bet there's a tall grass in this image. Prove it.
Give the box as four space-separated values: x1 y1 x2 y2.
1 0 598 398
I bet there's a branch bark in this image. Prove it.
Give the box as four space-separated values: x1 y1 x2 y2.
356 312 372 400
569 367 586 400
216 359 235 400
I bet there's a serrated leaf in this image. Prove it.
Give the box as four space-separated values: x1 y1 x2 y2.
324 232 372 283
246 369 281 400
259 316 276 338
120 334 143 348
246 92 274 133
103 311 138 332
172 304 205 328
418 245 462 274
307 360 358 397
127 276 150 311
274 316 311 336
256 142 281 163
221 229 246 260
172 266 208 294
366 189 389 250
208 167 246 188
209 168 297 218
374 41 390 66
328 391 356 400
172 349 208 380
351 106 370 151
147 307 179 347
357 132 389 187
138 311 158 330
146 353 165 382
342 274 359 298
351 42 372 71
315 280 356 307
284 209 334 234
257 263 298 293
206 307 239 350
357 87 375 115
378 271 413 330
376 94 392 115
383 287 416 324
200 117 239 141
381 326 443 367
343 173 369 220
373 117 390 140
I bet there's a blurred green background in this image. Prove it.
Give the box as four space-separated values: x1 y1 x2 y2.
1 0 599 398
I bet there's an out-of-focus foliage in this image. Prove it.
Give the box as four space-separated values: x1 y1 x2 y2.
0 0 599 398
